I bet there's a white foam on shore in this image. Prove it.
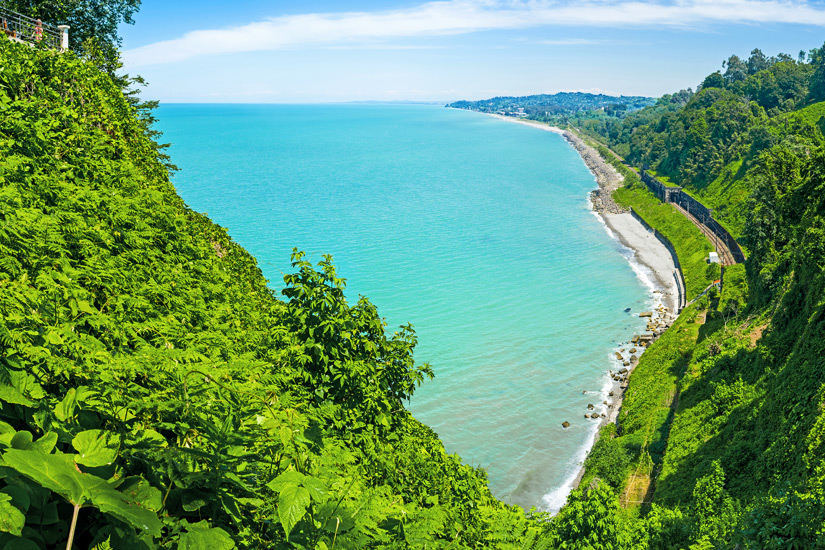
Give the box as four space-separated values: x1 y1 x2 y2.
540 198 663 515
539 354 621 514
591 207 665 311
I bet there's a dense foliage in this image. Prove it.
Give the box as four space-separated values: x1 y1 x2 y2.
1 0 139 55
584 47 825 240
570 45 825 548
0 38 556 549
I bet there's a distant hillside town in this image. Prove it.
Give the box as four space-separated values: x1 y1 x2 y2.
447 91 656 123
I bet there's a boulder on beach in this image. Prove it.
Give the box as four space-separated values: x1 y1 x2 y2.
562 421 570 428
614 352 623 361
587 403 595 410
630 347 637 353
609 391 614 396
640 311 653 318
584 413 591 419
630 355 638 363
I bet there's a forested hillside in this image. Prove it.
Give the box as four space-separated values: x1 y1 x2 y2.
584 48 825 239
447 92 655 123
570 45 825 548
0 39 552 549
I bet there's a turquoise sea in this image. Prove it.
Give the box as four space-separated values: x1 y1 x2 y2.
156 104 655 512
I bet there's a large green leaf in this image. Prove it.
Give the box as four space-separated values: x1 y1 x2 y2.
2 450 161 536
118 477 162 512
266 469 305 494
278 483 311 541
0 494 24 536
32 432 58 454
9 431 32 450
303 476 328 503
3 448 106 504
92 490 162 537
53 388 77 422
0 385 33 407
0 422 14 447
177 520 235 550
1 486 30 514
72 430 118 467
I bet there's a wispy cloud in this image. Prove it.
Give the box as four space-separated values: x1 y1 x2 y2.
123 0 825 67
535 38 609 46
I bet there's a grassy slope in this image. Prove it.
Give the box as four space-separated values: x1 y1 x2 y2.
593 302 704 504
586 139 716 301
588 89 825 545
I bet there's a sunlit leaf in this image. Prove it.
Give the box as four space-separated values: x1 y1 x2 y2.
278 484 311 540
0 494 24 536
72 430 118 467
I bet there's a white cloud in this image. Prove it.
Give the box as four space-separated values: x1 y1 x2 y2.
123 0 825 67
535 38 609 45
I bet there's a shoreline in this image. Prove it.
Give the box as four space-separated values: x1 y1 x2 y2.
474 111 680 502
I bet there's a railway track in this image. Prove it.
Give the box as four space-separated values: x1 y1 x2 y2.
580 134 740 267
671 203 735 266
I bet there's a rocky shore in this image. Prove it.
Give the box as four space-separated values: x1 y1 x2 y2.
471 111 682 498
560 130 680 491
561 131 628 215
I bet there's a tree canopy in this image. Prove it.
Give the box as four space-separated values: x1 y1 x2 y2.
1 0 140 54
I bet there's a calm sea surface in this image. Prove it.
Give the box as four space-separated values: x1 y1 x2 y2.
156 104 654 511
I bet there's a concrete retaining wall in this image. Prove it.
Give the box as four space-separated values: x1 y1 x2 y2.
629 207 687 311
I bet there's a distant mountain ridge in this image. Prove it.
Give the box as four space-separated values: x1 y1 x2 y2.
446 91 656 117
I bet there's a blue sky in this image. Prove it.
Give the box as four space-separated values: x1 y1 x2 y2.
119 1 825 103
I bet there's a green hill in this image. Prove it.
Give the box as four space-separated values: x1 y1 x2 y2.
590 49 825 239
0 38 545 549
447 92 655 122
571 45 825 548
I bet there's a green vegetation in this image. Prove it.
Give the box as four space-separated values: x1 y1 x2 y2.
0 38 549 549
573 44 825 548
613 187 714 300
446 92 655 125
587 47 825 239
6 24 825 548
2 0 139 61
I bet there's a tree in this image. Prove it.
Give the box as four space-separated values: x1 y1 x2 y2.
723 55 748 84
1 0 140 53
809 41 825 100
281 250 433 426
700 71 725 90
747 48 770 75
547 482 631 549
